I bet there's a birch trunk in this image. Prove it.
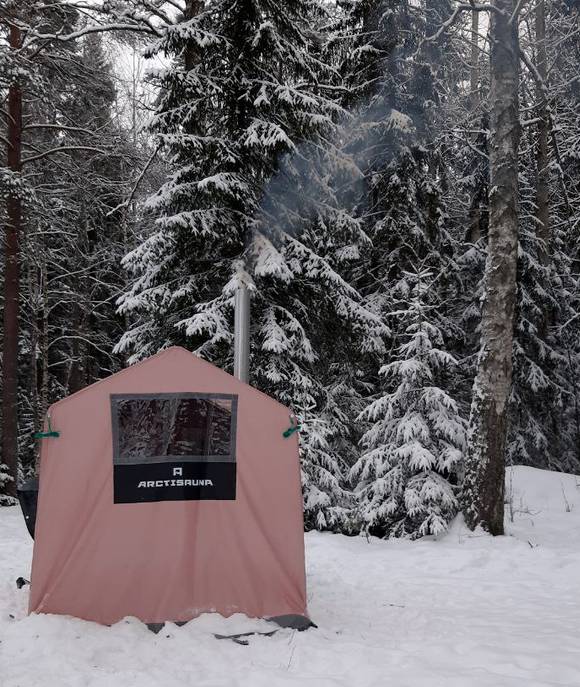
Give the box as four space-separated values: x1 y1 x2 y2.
463 0 521 535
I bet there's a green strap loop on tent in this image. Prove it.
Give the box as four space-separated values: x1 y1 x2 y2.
33 415 60 439
283 416 301 438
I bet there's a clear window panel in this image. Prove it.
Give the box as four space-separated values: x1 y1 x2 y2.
113 395 236 464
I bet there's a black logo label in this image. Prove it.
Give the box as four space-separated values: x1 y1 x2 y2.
114 462 236 504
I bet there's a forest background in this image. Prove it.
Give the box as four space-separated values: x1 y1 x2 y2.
1 0 579 540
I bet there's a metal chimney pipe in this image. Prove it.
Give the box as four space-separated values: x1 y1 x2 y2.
234 282 250 383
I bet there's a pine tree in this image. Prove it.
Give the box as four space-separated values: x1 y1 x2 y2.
351 268 466 538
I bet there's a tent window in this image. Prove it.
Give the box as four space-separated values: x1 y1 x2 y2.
111 394 237 464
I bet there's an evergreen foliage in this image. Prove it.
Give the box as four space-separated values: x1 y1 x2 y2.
352 268 466 537
1 0 579 538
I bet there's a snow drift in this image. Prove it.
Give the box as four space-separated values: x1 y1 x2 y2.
1 466 579 687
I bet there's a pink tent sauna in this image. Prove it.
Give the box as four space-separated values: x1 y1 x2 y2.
29 347 309 628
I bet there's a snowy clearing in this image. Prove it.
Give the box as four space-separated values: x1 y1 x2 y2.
1 465 580 687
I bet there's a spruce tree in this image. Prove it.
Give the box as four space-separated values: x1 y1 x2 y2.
118 1 388 529
507 166 574 472
118 0 341 358
351 268 466 538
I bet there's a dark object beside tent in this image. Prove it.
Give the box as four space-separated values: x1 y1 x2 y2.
17 477 39 539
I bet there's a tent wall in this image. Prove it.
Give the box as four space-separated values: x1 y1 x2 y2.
29 348 307 625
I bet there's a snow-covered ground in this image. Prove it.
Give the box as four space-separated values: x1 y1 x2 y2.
1 466 580 687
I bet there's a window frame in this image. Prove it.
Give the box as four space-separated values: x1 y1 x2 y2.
110 392 238 465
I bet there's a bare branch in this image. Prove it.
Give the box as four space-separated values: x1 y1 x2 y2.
23 123 98 136
47 335 113 358
448 131 490 160
415 3 501 58
22 145 110 166
510 0 529 23
23 22 161 49
0 107 17 126
106 145 161 216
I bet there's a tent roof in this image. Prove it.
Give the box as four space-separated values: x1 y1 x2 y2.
49 346 291 414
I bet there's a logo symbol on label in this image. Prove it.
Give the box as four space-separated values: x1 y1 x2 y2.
173 467 183 477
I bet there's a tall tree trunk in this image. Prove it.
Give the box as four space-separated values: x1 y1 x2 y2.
463 0 520 535
68 211 87 394
470 9 480 111
535 0 550 266
28 250 40 467
467 9 484 244
39 255 49 474
2 23 23 499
